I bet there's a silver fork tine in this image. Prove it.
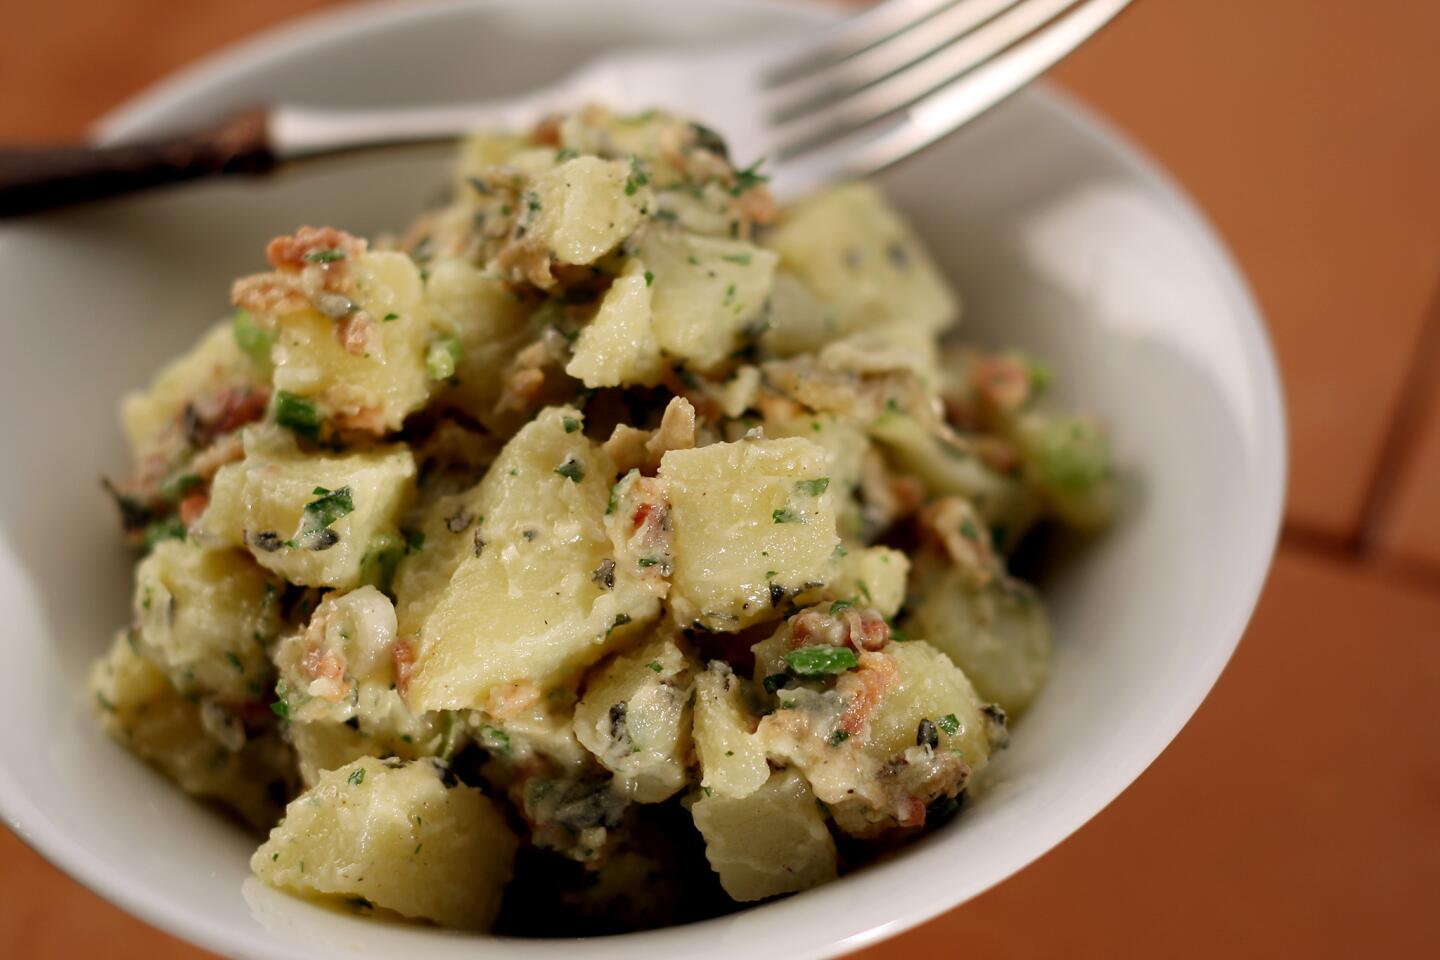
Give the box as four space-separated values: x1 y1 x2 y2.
769 0 1135 198
764 0 962 85
767 0 1026 122
772 0 1086 159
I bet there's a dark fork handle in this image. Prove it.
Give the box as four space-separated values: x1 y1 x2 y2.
0 109 276 218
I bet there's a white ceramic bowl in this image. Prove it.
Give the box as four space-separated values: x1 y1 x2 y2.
0 1 1285 957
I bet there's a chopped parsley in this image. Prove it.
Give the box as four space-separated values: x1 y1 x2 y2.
382 312 399 322
303 248 347 263
644 270 655 287
828 730 851 746
783 645 858 676
272 390 322 439
794 477 830 497
730 159 769 195
937 713 961 735
562 416 581 434
479 725 511 755
772 508 799 524
554 456 585 483
959 518 981 541
624 155 650 196
829 599 854 614
555 147 579 162
347 767 366 786
403 529 426 553
292 486 354 551
646 661 663 673
762 672 789 694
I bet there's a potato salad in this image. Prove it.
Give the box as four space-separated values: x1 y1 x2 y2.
90 107 1114 933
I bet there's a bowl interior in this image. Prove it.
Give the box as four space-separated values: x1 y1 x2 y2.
0 1 1284 958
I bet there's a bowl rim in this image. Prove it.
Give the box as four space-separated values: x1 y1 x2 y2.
3 0 1287 957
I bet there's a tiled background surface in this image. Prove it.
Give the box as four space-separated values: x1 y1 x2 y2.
2 1 1438 956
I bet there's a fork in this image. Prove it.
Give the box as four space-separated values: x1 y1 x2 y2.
0 0 1134 217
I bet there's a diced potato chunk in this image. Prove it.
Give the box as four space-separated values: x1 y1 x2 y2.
89 631 292 829
661 437 839 632
405 407 660 710
200 428 416 589
424 260 535 424
637 230 778 371
692 768 837 901
527 156 651 265
251 757 517 929
765 182 957 351
904 566 1051 717
1013 411 1117 531
565 259 665 388
269 252 437 432
693 663 769 800
272 587 443 774
131 540 281 701
573 634 697 802
453 132 532 190
823 546 910 620
121 322 265 460
865 641 991 764
869 411 1041 532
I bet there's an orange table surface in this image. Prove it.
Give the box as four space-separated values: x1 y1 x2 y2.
2 1 1438 958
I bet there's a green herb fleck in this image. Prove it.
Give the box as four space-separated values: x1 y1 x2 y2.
348 767 366 786
937 713 961 735
829 599 854 614
273 390 322 439
763 672 789 695
382 312 399 322
829 730 851 746
644 270 655 287
646 661 663 673
794 477 830 497
562 416 581 434
554 456 585 483
784 645 859 676
721 252 752 265
772 508 799 524
555 147 579 162
731 159 769 194
303 248 346 263
292 486 354 550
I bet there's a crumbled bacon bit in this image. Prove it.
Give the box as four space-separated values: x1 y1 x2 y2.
973 435 1021 473
838 651 899 736
392 639 417 700
177 492 208 526
896 796 927 829
265 226 366 272
335 311 376 357
737 185 778 226
918 497 995 586
210 386 270 436
485 681 542 720
299 643 351 702
530 115 563 146
231 272 309 314
971 356 1030 414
